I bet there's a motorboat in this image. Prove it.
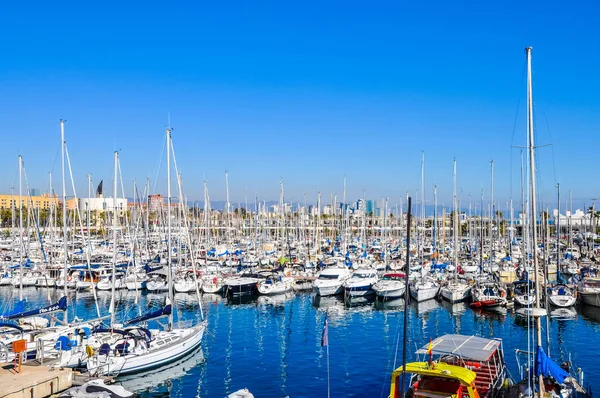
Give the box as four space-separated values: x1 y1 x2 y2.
257 273 293 295
577 277 600 307
372 273 406 300
343 268 378 297
389 334 511 398
312 267 351 296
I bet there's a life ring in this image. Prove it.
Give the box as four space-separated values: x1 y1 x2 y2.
67 276 73 282
85 345 94 357
500 290 506 298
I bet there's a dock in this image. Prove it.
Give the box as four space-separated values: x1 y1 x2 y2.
0 361 73 398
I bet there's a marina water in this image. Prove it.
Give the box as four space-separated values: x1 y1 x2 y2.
2 288 599 397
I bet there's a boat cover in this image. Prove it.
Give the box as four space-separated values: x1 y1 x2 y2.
415 334 501 362
6 296 67 320
535 346 568 384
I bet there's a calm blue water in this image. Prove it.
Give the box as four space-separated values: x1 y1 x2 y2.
2 288 600 397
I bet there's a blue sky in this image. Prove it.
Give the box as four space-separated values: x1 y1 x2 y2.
1 1 598 212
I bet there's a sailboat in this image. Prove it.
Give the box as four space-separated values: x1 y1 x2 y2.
513 47 589 397
86 129 206 377
439 159 471 303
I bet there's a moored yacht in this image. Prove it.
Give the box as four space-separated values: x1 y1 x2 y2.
312 267 351 296
577 277 600 307
343 268 378 297
372 273 406 300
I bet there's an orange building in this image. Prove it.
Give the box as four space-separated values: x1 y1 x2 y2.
0 193 59 210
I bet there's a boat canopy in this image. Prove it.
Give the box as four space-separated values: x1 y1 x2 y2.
415 334 501 362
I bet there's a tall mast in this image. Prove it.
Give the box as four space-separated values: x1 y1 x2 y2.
453 159 458 277
87 174 91 255
60 120 68 322
420 152 425 264
526 47 544 391
489 160 494 263
556 183 560 276
18 155 23 301
110 151 118 327
166 128 174 331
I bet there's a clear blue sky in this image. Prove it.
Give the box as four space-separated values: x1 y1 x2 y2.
1 1 598 212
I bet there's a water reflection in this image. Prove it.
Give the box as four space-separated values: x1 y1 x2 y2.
411 298 441 315
257 292 295 307
579 304 600 323
550 307 578 320
118 347 205 395
344 295 374 309
312 294 344 311
439 300 469 316
226 294 257 306
374 297 405 312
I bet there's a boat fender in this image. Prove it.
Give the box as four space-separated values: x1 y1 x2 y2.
85 345 94 357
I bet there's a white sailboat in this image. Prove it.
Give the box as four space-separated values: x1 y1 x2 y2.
439 159 471 303
87 129 206 377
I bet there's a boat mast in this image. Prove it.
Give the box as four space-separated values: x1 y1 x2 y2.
490 160 494 266
60 120 68 323
109 151 119 327
166 128 174 331
433 184 437 255
556 183 560 276
453 159 458 279
18 155 23 301
420 151 425 266
526 46 544 393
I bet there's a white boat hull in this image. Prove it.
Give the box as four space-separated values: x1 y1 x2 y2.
87 324 205 377
409 285 439 302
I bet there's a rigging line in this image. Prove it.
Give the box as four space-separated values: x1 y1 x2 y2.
540 106 558 186
510 62 527 203
152 133 167 195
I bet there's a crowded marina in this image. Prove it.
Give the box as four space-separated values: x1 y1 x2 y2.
1 45 599 398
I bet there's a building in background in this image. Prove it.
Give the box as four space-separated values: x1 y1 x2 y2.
0 193 58 210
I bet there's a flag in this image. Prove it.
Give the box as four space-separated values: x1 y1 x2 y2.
321 316 329 347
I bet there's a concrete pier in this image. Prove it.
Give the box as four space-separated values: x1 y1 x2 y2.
0 362 73 398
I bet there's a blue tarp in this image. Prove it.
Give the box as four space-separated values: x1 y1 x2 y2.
535 346 569 384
